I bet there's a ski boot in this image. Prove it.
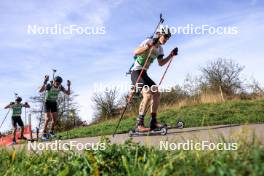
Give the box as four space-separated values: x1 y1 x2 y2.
41 133 49 141
48 131 56 138
136 116 150 132
18 136 27 140
149 116 168 135
149 117 164 130
129 116 149 137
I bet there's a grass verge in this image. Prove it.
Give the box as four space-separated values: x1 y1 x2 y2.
1 137 264 176
58 99 264 139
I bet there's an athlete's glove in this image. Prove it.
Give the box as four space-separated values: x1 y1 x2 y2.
169 47 178 57
10 102 15 105
25 102 28 106
44 75 49 84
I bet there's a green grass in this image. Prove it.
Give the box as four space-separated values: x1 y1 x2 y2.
1 138 264 176
58 99 264 140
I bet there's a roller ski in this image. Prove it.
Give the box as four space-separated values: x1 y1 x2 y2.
129 116 168 137
165 120 185 129
129 126 167 137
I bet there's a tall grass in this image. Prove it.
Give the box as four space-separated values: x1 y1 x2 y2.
158 93 225 116
1 136 264 176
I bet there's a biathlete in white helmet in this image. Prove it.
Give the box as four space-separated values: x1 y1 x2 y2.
131 25 178 132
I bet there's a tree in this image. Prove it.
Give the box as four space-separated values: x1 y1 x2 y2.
250 79 264 95
92 88 120 121
200 58 244 96
183 74 202 96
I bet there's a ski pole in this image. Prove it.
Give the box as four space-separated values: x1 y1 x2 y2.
158 56 174 85
0 109 11 130
113 47 155 137
52 69 57 80
51 69 57 85
144 55 175 115
24 106 27 125
150 13 164 39
39 97 44 129
126 14 164 76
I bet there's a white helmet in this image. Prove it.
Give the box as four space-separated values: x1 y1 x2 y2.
156 25 171 37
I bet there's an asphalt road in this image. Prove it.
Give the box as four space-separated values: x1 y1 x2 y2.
9 124 264 152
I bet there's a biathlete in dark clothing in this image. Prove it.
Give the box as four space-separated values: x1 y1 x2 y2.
4 96 30 144
39 75 71 140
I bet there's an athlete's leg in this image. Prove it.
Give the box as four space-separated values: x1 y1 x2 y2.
16 117 25 138
150 85 160 113
136 87 152 131
12 126 17 141
20 126 24 138
11 116 17 142
43 112 51 134
139 87 152 116
149 85 162 129
50 112 58 132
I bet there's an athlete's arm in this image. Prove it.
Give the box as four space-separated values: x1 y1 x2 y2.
158 47 178 66
134 39 157 55
4 102 14 109
158 55 172 66
23 102 30 108
39 75 49 93
134 45 151 55
63 80 71 95
4 104 10 109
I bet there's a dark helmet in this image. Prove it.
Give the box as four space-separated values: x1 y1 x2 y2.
16 97 22 102
54 76 63 83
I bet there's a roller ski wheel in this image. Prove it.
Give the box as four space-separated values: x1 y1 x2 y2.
129 130 135 137
176 121 184 129
160 127 167 135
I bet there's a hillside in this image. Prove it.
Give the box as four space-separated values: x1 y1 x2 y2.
58 99 264 139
